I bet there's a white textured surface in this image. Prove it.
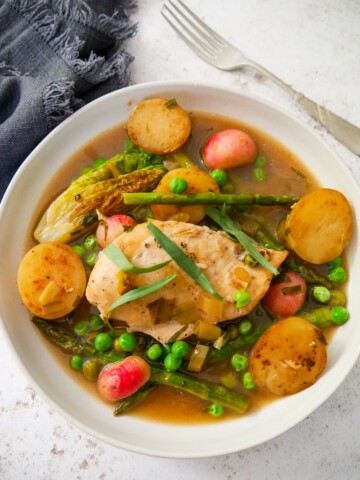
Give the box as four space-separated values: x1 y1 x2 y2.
1 0 360 478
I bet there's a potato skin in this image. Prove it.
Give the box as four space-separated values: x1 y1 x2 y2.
151 168 220 224
284 188 353 264
127 98 191 155
249 316 327 396
17 242 87 319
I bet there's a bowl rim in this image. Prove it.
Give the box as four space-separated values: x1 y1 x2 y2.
1 80 360 458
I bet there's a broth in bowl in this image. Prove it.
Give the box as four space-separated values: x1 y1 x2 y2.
17 98 352 425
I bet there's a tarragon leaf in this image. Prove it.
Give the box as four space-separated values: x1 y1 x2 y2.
147 223 223 301
107 274 177 315
104 243 170 274
206 207 278 275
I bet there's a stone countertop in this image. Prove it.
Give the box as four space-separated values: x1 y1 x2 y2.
1 1 360 478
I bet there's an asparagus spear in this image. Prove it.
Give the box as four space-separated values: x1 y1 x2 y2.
285 255 333 288
206 325 269 364
123 192 299 207
150 367 249 415
32 317 124 364
34 151 165 243
113 384 155 416
298 289 348 329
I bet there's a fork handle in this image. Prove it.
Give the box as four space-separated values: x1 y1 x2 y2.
248 61 360 155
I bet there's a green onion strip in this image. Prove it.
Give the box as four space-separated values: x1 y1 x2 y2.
104 242 171 274
147 223 223 301
206 207 278 275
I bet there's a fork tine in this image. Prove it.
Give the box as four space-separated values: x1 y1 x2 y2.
167 0 224 52
176 0 228 48
161 5 216 61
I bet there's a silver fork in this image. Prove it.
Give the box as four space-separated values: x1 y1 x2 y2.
161 0 360 155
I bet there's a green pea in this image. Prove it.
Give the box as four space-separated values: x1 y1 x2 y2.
118 332 137 352
146 343 164 361
312 286 331 304
208 404 224 417
233 290 251 308
90 314 104 330
147 211 155 219
94 333 113 352
82 166 92 175
327 256 342 268
163 353 182 372
171 341 190 359
84 234 98 250
82 359 100 382
71 244 86 258
210 169 228 188
330 306 350 325
74 320 90 336
255 156 266 166
221 181 234 194
227 324 239 340
86 252 98 268
113 337 124 353
253 167 266 182
243 372 256 389
328 290 347 307
231 353 248 371
70 355 83 370
93 157 106 168
329 267 347 283
239 319 252 335
169 177 188 194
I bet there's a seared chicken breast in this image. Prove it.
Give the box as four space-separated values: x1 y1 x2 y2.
86 220 288 343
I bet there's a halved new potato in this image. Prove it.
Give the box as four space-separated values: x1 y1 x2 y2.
284 188 353 264
17 242 87 320
151 168 220 224
127 98 191 155
249 316 327 396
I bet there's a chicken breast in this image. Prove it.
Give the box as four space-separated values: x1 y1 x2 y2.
86 220 288 343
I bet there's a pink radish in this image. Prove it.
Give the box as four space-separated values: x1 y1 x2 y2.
202 129 257 170
97 356 151 402
262 271 307 317
96 212 137 248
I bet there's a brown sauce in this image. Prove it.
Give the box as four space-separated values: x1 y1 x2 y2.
30 111 340 425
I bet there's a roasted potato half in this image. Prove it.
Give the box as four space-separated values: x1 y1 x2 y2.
127 98 191 155
284 188 353 264
18 242 87 320
151 168 220 224
249 316 327 396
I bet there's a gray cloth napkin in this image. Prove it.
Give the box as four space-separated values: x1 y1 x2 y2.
0 0 137 200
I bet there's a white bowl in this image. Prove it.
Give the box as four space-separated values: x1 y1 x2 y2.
1 81 359 458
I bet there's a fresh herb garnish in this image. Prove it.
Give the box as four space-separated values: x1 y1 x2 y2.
107 274 177 316
165 98 178 109
104 243 171 274
206 207 279 275
147 223 223 301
